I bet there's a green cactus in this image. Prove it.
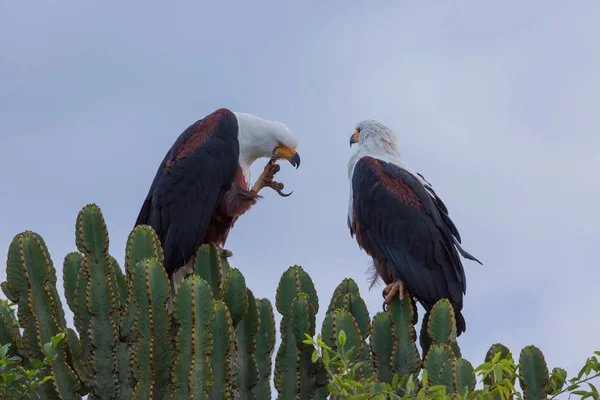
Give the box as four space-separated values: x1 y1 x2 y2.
370 311 395 383
235 288 260 398
426 299 457 345
171 275 216 398
76 204 127 399
291 293 320 399
128 258 172 399
423 344 454 387
5 230 81 399
438 358 476 395
124 224 164 281
274 265 321 399
193 244 228 300
209 301 235 400
254 299 276 399
321 309 363 364
0 301 21 359
0 202 581 400
223 268 249 329
519 345 550 400
387 295 421 380
425 299 462 359
546 367 567 395
484 342 515 399
326 277 360 311
326 279 373 379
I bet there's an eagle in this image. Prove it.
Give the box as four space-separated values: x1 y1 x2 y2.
347 119 481 335
135 108 300 295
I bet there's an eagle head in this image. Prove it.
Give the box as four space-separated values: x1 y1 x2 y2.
234 111 300 169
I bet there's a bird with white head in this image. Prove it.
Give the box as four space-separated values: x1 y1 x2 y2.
347 118 481 336
135 108 301 306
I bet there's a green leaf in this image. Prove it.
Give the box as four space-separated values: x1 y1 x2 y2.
312 350 319 363
43 343 53 356
323 348 330 366
339 330 347 346
391 374 399 388
51 333 65 347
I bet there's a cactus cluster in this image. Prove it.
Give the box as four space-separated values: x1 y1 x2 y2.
0 204 277 399
0 203 566 399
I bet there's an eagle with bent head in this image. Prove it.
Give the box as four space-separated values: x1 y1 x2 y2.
135 108 300 298
347 119 481 336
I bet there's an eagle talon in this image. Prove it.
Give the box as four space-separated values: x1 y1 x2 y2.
383 280 406 305
270 181 292 197
252 160 293 196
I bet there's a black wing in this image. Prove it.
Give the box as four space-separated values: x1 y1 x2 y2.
135 108 239 276
351 156 479 311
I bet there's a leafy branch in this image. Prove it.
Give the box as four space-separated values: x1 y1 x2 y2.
0 332 66 400
304 330 600 400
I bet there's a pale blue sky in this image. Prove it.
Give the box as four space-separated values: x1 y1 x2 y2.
1 0 599 383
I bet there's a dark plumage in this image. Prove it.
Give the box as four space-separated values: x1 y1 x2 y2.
135 108 300 282
135 108 258 277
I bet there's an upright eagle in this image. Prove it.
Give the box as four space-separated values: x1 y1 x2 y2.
135 108 300 290
347 119 480 335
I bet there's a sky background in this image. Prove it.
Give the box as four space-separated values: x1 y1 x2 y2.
1 0 599 390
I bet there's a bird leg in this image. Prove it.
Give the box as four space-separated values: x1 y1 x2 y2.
251 158 292 197
383 280 406 304
167 260 195 312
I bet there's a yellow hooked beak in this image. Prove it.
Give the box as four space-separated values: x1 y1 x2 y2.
349 130 360 146
274 144 301 168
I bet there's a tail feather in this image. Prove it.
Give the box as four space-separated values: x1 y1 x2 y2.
455 310 466 336
452 237 482 265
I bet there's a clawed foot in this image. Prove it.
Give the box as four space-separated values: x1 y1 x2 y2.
251 159 293 197
381 280 406 311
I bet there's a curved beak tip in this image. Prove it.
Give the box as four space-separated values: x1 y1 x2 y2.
349 131 359 147
289 152 301 169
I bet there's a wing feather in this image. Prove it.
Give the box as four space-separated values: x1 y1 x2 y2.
351 156 473 310
135 109 239 276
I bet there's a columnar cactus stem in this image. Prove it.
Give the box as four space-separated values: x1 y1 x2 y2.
254 299 276 399
0 301 21 359
321 309 363 364
76 204 122 399
171 276 216 399
209 301 235 400
438 358 476 394
235 288 260 398
129 258 172 399
6 231 81 399
124 225 164 281
291 293 320 398
327 279 372 379
519 345 549 400
222 268 249 329
370 311 395 383
274 265 319 399
387 295 421 379
193 244 228 300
